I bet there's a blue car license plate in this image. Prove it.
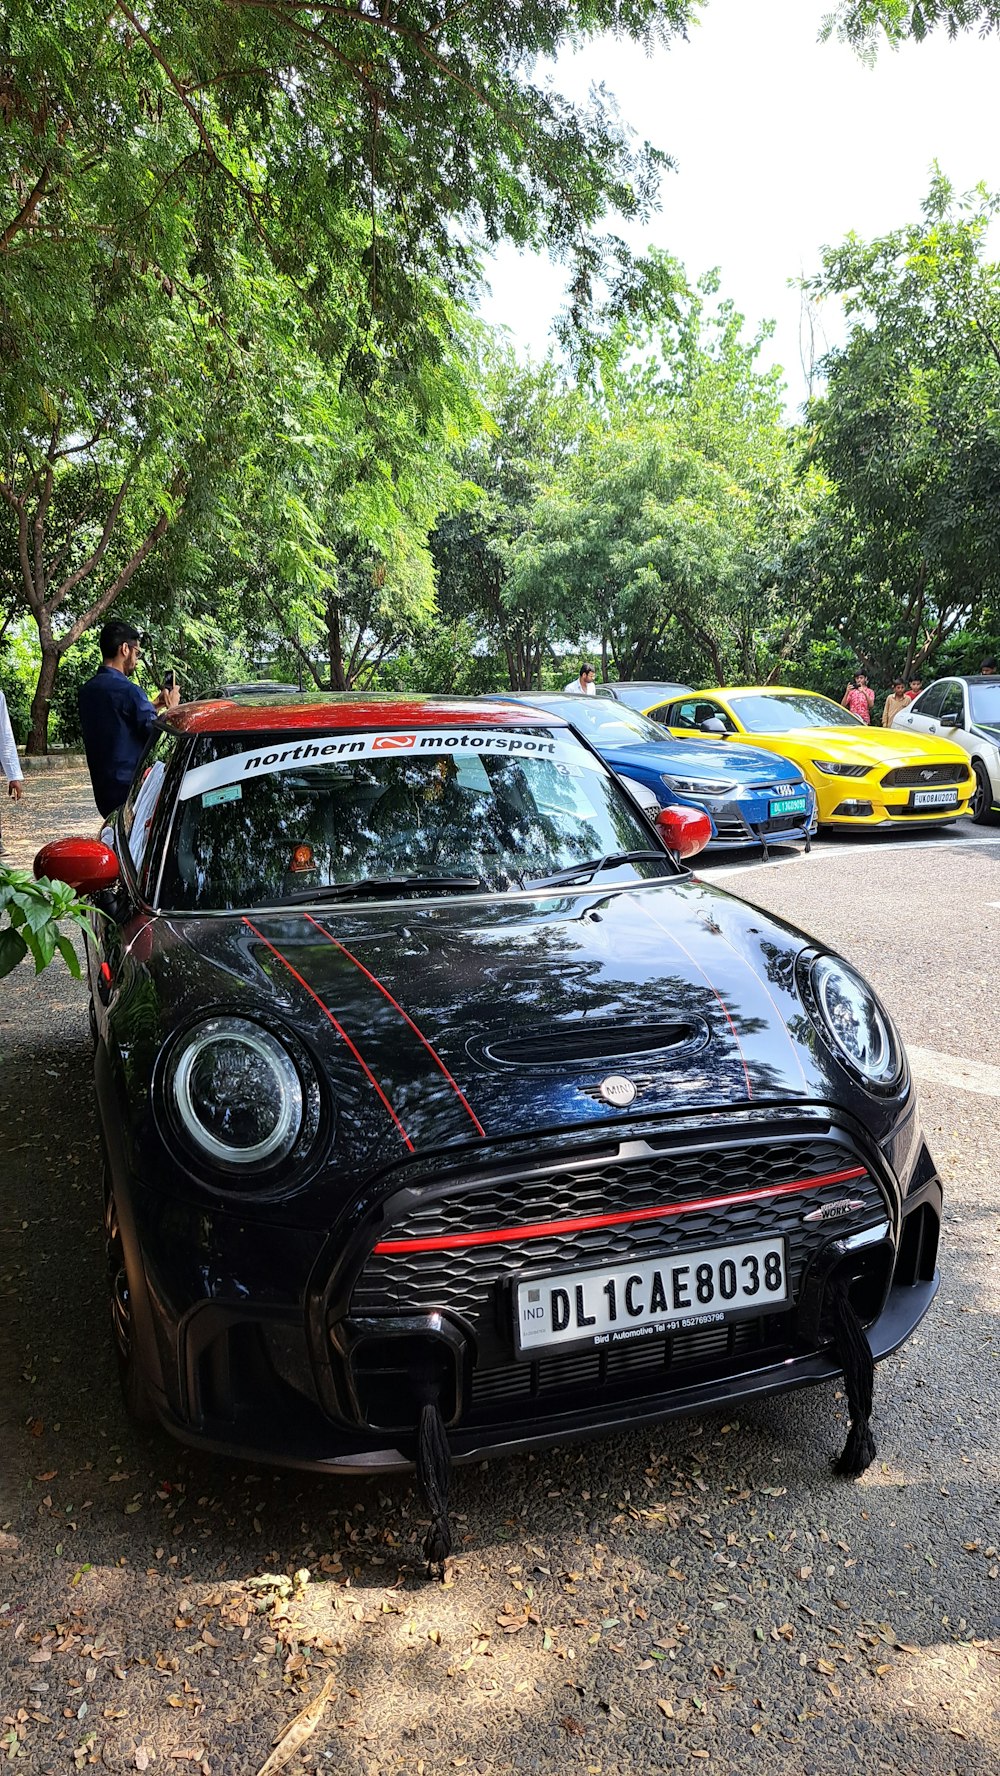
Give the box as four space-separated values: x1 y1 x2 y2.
769 794 807 818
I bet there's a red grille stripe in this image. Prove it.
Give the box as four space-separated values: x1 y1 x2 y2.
242 918 415 1153
373 1165 867 1255
303 915 486 1138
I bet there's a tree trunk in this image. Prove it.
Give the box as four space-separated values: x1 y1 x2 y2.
327 599 348 691
27 641 60 755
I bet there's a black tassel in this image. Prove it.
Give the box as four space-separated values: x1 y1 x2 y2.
829 1277 876 1478
416 1400 453 1576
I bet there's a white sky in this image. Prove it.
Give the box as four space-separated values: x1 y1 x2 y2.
478 0 1000 414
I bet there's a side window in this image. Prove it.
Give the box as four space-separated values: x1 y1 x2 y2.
647 702 674 724
938 680 966 726
669 698 736 734
120 730 179 887
911 682 946 720
668 699 702 731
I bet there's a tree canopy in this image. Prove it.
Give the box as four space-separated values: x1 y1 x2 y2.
802 172 1000 681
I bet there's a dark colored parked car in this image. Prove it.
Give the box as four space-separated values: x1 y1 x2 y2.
594 680 693 711
38 693 941 1566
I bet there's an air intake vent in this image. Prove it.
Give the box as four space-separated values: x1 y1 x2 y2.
480 1020 707 1069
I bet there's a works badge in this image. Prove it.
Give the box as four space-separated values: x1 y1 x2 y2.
802 1196 865 1224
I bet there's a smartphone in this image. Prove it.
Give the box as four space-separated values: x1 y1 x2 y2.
163 670 176 692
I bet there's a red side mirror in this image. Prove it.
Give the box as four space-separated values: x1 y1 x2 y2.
655 804 713 861
34 837 120 893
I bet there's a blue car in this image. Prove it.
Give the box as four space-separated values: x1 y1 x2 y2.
504 693 817 852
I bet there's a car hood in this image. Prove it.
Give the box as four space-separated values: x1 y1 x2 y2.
734 725 972 768
158 879 860 1174
599 738 802 784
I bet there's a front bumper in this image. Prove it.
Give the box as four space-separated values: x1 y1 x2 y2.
689 787 816 849
108 1100 943 1474
817 780 974 827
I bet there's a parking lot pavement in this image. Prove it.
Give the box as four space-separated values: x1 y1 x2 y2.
1 770 997 1775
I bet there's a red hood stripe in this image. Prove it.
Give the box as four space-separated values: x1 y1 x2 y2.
373 1165 867 1254
303 914 486 1138
242 917 415 1153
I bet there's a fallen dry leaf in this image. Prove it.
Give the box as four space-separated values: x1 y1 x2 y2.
255 1673 336 1776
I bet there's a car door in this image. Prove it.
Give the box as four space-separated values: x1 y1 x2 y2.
896 681 947 735
936 680 972 756
90 731 178 1035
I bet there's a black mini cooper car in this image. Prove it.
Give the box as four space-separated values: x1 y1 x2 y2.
38 694 941 1559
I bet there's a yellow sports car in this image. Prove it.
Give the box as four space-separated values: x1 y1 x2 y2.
640 685 975 830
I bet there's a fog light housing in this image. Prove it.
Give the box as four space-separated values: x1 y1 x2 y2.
833 800 873 817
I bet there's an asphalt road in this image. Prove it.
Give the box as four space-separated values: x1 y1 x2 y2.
1 768 997 1776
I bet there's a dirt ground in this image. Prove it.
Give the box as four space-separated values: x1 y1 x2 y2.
1 765 997 1775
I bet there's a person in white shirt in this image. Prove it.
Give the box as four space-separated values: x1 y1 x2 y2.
563 663 597 695
0 687 25 856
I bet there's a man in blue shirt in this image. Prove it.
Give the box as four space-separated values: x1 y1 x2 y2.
78 621 180 817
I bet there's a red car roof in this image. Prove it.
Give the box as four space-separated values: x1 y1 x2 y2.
166 694 567 736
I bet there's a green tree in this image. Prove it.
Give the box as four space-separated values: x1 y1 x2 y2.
432 349 592 688
3 1 700 739
831 2 1000 45
504 277 827 685
802 173 1000 684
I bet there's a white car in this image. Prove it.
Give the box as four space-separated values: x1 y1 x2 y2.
893 675 1000 823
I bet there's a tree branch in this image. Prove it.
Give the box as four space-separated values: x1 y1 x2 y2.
0 161 55 253
60 495 181 651
46 463 142 613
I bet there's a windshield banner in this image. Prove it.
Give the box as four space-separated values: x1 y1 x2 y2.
179 727 601 802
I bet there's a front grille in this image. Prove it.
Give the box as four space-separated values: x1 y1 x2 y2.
712 791 810 843
881 764 967 788
712 805 750 841
758 812 811 835
371 1136 846 1249
347 1135 888 1423
472 1314 781 1412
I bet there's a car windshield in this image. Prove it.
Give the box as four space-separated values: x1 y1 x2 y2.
540 700 673 747
157 726 668 911
728 692 863 732
970 682 1000 726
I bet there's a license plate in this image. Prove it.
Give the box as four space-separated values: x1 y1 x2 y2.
912 788 958 808
769 795 807 818
514 1237 788 1357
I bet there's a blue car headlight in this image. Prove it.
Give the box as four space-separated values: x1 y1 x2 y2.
661 774 737 796
798 953 906 1093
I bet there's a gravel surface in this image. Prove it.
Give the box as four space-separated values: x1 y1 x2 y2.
1 770 997 1775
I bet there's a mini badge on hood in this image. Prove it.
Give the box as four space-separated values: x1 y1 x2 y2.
598 1075 638 1107
803 1197 865 1224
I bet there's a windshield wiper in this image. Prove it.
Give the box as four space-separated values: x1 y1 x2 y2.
526 850 671 890
277 873 486 905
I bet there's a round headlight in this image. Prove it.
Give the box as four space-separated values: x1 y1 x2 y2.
806 955 904 1091
170 1018 304 1167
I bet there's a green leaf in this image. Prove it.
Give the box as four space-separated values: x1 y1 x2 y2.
0 928 29 978
55 933 82 979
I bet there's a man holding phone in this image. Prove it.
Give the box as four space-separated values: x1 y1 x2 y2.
78 620 181 817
